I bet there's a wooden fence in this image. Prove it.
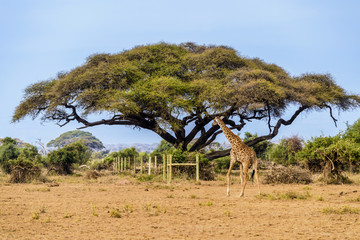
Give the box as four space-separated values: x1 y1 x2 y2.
112 154 200 183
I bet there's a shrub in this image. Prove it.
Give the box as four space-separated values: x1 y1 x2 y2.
0 137 20 174
90 158 113 171
213 156 230 173
262 165 312 184
9 158 42 183
47 141 90 175
0 138 43 182
266 136 303 165
296 135 360 184
109 208 122 218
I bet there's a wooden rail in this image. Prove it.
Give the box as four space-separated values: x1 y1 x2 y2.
165 154 199 184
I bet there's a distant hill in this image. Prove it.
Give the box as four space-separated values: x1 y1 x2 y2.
105 143 158 153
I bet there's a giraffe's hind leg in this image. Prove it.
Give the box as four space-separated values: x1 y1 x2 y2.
239 162 250 197
226 151 236 196
254 158 261 195
239 162 244 187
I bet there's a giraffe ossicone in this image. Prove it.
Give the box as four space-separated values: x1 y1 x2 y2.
213 116 260 197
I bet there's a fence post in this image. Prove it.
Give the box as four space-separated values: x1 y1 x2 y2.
167 154 172 184
196 154 200 182
113 157 116 172
133 155 136 173
148 156 152 175
163 154 166 181
120 158 123 172
140 156 143 174
154 156 157 173
166 155 169 183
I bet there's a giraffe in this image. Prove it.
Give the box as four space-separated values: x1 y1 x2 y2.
212 116 260 197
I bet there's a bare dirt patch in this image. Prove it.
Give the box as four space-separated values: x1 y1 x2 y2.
1 176 360 239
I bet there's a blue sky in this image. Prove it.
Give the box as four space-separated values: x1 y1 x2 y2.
1 0 359 146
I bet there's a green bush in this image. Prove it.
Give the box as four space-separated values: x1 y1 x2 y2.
47 141 90 174
0 137 20 173
213 156 230 173
266 136 303 165
296 134 359 184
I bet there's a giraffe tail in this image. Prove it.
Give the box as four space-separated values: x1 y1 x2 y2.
250 169 255 182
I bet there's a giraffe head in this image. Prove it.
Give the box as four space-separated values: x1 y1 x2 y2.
212 116 223 126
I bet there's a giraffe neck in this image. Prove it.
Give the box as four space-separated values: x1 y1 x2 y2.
216 119 243 145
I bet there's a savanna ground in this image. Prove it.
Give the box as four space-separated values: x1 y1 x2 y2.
1 171 360 240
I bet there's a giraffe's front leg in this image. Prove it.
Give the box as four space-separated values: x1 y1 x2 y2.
239 163 244 187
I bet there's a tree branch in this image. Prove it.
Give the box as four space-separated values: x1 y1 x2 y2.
323 104 338 127
206 105 309 160
245 105 309 146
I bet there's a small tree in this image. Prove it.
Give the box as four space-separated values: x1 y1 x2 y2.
296 135 360 184
152 140 174 156
120 147 138 158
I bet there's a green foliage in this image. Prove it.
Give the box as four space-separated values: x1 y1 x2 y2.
152 140 174 157
296 122 360 183
2 137 17 145
343 119 360 143
0 138 20 173
267 136 303 165
213 156 230 172
47 141 91 174
0 138 43 182
119 147 138 158
171 149 188 163
47 130 104 151
13 43 360 157
19 144 42 163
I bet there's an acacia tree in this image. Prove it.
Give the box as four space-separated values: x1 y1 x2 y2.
13 43 360 159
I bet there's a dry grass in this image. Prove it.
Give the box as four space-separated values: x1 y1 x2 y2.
321 206 360 214
1 173 360 239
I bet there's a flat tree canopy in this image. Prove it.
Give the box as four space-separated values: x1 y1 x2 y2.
13 42 360 159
